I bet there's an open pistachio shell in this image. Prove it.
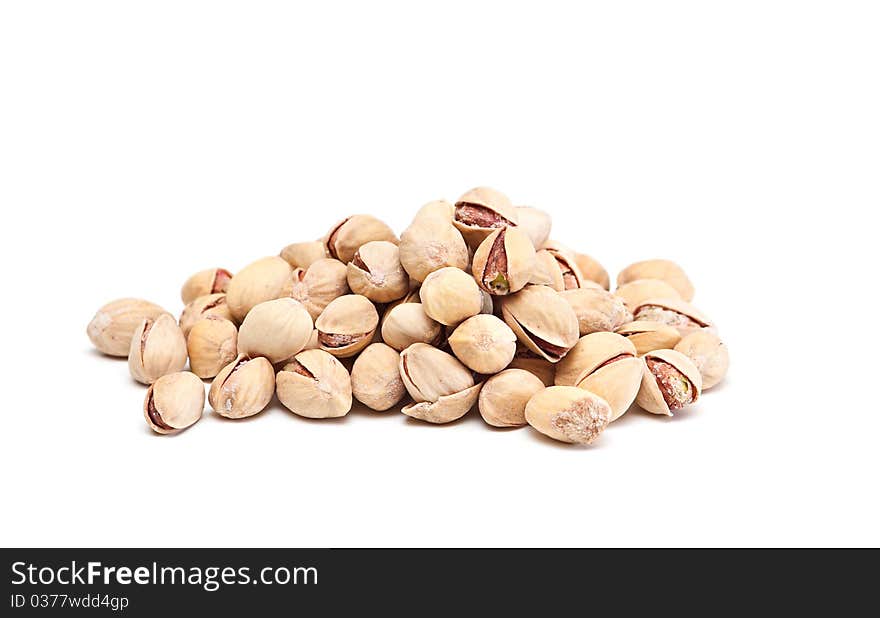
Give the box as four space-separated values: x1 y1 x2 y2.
324 215 398 264
574 253 610 290
525 386 611 445
280 240 328 269
453 186 519 248
289 258 350 321
615 278 682 311
636 349 702 416
555 332 637 387
541 240 586 290
501 285 579 363
577 357 644 422
181 268 233 305
402 383 482 424
315 294 379 358
226 256 294 322
632 297 714 336
398 343 474 403
616 320 682 355
515 206 552 249
346 241 409 303
380 302 442 351
179 293 234 337
617 259 694 301
508 344 557 386
276 349 352 419
87 298 170 357
209 354 275 419
560 287 632 336
144 371 205 435
187 315 238 379
674 330 729 390
471 227 536 296
128 314 188 385
529 250 565 291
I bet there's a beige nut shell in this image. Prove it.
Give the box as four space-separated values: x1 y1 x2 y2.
324 214 398 264
448 314 517 375
144 371 205 434
181 268 233 305
209 355 275 419
398 215 470 283
615 278 682 311
508 346 557 387
128 314 188 385
419 267 483 326
380 302 442 351
617 259 695 301
574 253 610 290
674 330 729 390
402 383 482 424
616 320 682 356
453 186 519 248
501 285 579 363
346 241 409 303
280 241 328 269
542 240 586 290
577 356 644 422
471 227 536 296
87 298 170 357
350 343 406 411
237 298 314 364
399 343 474 403
226 256 294 322
525 386 611 445
187 316 239 379
555 332 637 387
290 258 351 321
478 369 545 428
179 293 234 337
633 297 714 335
636 349 703 416
315 294 379 358
529 250 565 291
560 287 632 336
515 206 552 249
276 349 352 419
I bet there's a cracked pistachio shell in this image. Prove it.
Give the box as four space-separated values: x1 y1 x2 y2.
350 343 406 411
276 349 352 419
501 285 579 363
315 294 379 358
453 186 519 248
226 256 294 322
402 383 482 424
556 332 638 387
186 316 238 379
574 253 610 290
180 268 233 305
616 320 682 356
560 288 632 336
636 349 702 416
525 386 611 445
478 369 545 428
209 354 275 419
179 293 235 337
617 259 694 301
128 314 188 385
529 250 565 291
674 330 729 390
412 199 454 223
399 343 474 403
346 241 409 303
237 298 313 364
615 278 682 311
87 298 170 357
448 314 517 374
515 206 552 249
289 258 350 321
380 302 442 351
280 240 328 269
542 240 586 291
324 215 398 264
508 344 557 386
144 371 205 435
632 297 714 336
419 267 483 326
471 227 536 296
399 216 469 282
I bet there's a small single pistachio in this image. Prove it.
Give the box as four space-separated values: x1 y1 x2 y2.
501 285 579 363
180 268 233 305
614 278 682 311
128 314 188 385
615 320 682 355
525 386 611 445
419 267 483 326
144 371 205 435
289 258 350 321
276 349 352 419
574 253 610 290
515 206 552 249
508 344 557 386
560 288 632 336
542 240 586 290
380 302 442 351
209 354 275 419
346 241 409 303
398 343 475 403
674 330 729 390
87 298 170 357
398 215 469 282
448 314 517 374
453 186 519 248
471 227 536 296
529 250 565 291
350 343 407 411
478 369 545 428
617 259 694 301
280 240 328 269
237 298 313 364
636 349 702 416
632 297 713 336
186 316 239 379
324 215 398 264
179 293 235 337
315 294 379 358
225 256 294 322
402 383 482 424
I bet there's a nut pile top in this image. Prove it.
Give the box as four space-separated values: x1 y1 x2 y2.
87 187 729 445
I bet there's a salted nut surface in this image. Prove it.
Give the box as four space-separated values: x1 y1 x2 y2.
88 185 729 444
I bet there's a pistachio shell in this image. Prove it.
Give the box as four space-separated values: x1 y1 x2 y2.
380 302 442 351
617 259 694 301
577 356 644 422
500 285 579 362
574 253 610 290
636 349 702 416
615 278 682 311
186 316 238 379
402 383 482 424
289 258 350 320
399 343 474 403
209 354 275 419
529 250 565 291
324 215 398 264
453 186 519 248
399 216 469 282
448 314 517 374
471 227 536 296
525 386 611 444
226 256 294 322
515 206 552 249
350 343 406 411
412 199 454 223
87 298 170 357
419 267 483 326
179 293 235 336
555 332 637 387
315 294 379 358
237 298 313 364
560 288 632 335
128 314 188 385
181 268 233 305
144 372 205 434
280 241 328 269
615 320 682 355
276 349 352 419
346 241 409 303
632 297 714 335
542 240 585 290
478 369 544 428
508 345 557 386
674 330 729 390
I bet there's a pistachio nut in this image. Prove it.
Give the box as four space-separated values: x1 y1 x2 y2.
302 328 321 351
617 259 694 301
180 268 233 305
636 349 702 416
350 343 407 411
380 301 442 351
128 314 188 385
448 314 517 374
614 278 682 311
500 285 579 362
143 371 205 435
615 320 682 356
525 386 611 445
280 240 328 269
478 369 545 428
276 349 352 419
529 250 565 291
471 227 536 296
542 240 585 290
632 297 713 336
401 383 482 424
560 287 632 336
398 343 474 403
324 215 398 264
237 298 313 364
178 293 234 336
508 344 557 386
87 298 170 357
346 241 409 303
419 267 483 326
187 316 239 379
674 330 729 390
574 253 610 290
453 186 519 248
289 258 350 321
225 256 294 322
315 294 379 358
412 199 454 223
398 215 469 282
515 206 552 249
209 354 275 419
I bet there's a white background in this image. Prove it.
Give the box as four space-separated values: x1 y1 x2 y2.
1 1 877 547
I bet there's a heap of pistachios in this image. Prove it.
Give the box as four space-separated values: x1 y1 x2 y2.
87 187 729 444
